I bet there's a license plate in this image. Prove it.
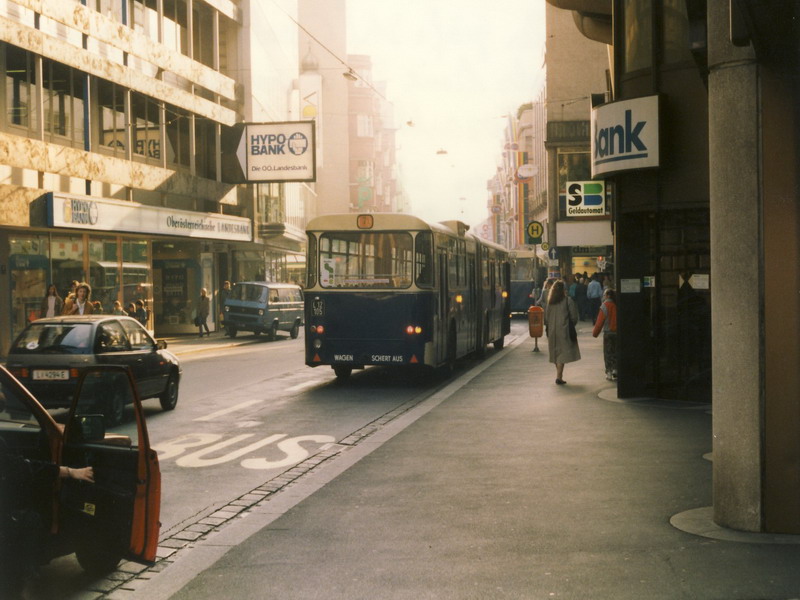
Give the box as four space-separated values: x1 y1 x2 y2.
32 369 69 381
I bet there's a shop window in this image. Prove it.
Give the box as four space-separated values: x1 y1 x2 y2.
122 240 151 327
8 235 50 340
50 235 86 306
97 79 126 156
5 44 37 132
131 92 162 163
88 237 120 314
165 104 190 168
623 0 653 74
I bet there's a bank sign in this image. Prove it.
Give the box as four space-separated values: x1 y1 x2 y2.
566 181 605 217
591 95 659 177
48 194 252 242
235 121 316 183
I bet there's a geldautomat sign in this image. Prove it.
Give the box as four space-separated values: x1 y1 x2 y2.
591 95 659 177
232 121 316 183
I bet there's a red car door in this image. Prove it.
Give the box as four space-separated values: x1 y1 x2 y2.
61 365 161 569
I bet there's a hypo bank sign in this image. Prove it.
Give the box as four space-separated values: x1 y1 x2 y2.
235 121 316 183
591 95 659 177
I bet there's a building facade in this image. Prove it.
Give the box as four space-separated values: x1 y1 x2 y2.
550 0 800 534
0 0 306 346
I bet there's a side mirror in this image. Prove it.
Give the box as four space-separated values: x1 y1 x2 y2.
71 414 106 443
157 339 168 350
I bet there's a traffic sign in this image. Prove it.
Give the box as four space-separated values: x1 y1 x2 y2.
526 221 544 244
548 247 558 260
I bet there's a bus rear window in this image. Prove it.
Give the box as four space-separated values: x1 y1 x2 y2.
319 232 413 289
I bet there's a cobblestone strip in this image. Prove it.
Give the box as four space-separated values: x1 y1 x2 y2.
85 389 435 599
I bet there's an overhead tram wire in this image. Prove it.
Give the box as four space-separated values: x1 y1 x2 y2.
268 0 392 105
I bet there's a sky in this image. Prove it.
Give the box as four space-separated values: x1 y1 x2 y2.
346 0 547 227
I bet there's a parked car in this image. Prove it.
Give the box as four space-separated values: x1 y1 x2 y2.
0 364 160 594
222 282 304 339
6 315 181 425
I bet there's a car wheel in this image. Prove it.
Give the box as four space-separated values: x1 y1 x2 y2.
290 321 300 339
159 372 179 411
269 322 279 340
226 326 238 338
76 538 122 576
104 387 125 427
333 366 352 380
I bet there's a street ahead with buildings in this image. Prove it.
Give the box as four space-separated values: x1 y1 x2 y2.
2 0 800 597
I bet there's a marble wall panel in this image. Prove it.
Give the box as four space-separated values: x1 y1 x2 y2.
14 0 236 99
0 131 236 204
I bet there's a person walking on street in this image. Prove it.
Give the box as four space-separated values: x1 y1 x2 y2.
537 278 555 308
134 299 148 327
112 300 126 315
197 288 211 337
40 284 64 318
576 277 589 321
592 288 618 380
62 283 94 315
544 279 581 385
219 280 231 326
586 274 603 322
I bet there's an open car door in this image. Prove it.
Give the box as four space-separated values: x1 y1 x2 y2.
60 365 161 574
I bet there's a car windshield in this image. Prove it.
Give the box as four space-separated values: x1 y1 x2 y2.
11 323 94 355
230 284 267 302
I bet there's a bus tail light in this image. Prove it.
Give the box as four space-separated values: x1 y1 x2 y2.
405 325 423 335
70 368 80 378
502 290 509 298
311 325 324 334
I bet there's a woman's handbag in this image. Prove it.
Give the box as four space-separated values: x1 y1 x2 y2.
193 316 201 326
568 318 578 342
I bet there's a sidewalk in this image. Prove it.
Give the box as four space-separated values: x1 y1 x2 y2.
160 330 262 357
135 327 800 600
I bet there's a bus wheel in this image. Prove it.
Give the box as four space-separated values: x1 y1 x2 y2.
333 366 352 380
226 326 237 338
493 336 505 350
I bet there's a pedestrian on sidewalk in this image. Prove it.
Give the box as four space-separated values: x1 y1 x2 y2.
39 284 64 319
586 273 603 322
592 288 618 380
537 278 555 308
196 288 210 337
63 283 94 315
544 279 581 385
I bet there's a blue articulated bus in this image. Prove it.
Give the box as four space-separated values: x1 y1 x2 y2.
304 213 511 379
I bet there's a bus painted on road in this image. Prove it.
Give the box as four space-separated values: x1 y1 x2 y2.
304 213 510 379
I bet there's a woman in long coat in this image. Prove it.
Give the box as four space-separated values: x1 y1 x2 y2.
544 279 581 384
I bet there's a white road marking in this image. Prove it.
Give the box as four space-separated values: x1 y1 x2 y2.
285 380 321 393
194 398 262 421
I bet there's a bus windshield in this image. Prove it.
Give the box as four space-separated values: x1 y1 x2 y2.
319 231 413 289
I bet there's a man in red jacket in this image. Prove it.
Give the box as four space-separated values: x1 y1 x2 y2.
592 288 617 380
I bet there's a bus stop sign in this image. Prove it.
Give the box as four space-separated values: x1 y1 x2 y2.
526 221 544 244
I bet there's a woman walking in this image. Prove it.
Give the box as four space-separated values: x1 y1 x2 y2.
544 279 581 384
196 288 211 337
40 284 64 318
62 282 94 315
